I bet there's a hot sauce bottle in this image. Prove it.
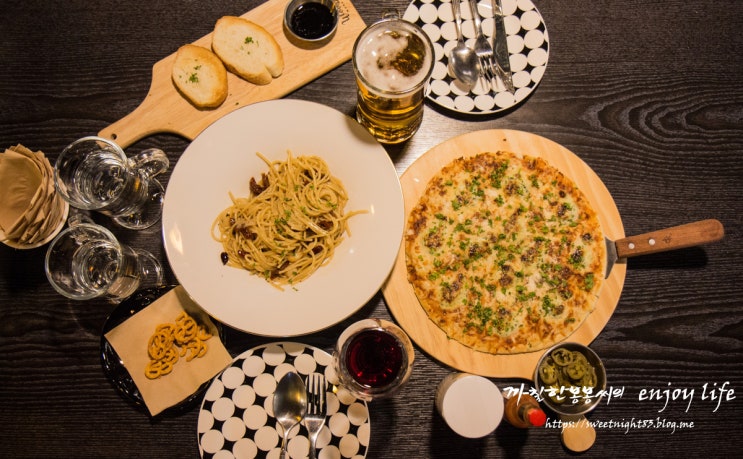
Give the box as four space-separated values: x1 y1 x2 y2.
503 391 547 428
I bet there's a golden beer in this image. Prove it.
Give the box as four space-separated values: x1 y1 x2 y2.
352 17 433 144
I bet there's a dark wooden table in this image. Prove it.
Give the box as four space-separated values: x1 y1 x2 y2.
1 0 741 457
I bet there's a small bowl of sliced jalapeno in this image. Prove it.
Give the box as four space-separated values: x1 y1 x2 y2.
533 342 607 416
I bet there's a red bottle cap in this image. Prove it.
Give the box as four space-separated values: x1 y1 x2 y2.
529 408 547 427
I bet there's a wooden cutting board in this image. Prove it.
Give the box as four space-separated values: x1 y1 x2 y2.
382 129 627 379
98 0 366 148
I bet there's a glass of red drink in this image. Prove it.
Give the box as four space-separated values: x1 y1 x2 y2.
333 318 415 401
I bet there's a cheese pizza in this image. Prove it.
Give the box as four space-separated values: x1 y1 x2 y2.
404 152 605 354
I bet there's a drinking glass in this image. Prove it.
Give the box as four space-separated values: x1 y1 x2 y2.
44 222 163 303
54 136 169 230
333 318 415 401
352 13 434 144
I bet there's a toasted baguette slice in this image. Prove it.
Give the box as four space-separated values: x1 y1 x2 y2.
211 16 284 85
172 44 228 108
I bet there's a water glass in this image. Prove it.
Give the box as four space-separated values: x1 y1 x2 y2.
44 222 163 303
333 318 414 401
54 136 169 230
352 13 434 144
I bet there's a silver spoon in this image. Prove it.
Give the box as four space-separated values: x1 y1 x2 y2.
273 371 307 459
449 0 480 86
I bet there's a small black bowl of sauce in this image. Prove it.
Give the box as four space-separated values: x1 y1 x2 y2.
284 0 338 46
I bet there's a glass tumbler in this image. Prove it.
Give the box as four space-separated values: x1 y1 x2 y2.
352 13 434 144
54 136 169 230
333 318 415 401
44 222 163 303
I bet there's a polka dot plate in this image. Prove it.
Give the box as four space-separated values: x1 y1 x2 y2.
403 0 549 115
198 342 370 459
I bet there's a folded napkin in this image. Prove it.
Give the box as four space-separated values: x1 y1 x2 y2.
105 285 233 416
0 144 67 246
0 148 42 231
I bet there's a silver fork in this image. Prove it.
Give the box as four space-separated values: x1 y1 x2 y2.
304 373 327 459
466 0 499 92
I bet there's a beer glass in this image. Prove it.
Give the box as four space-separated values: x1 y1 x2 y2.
352 14 434 144
333 318 415 401
45 222 163 303
54 136 169 230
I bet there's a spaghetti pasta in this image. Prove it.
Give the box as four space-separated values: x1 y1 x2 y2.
212 151 365 289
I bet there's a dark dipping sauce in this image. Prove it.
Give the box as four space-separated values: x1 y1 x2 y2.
290 2 336 40
345 329 404 388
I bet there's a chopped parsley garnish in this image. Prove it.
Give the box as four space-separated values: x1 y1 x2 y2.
584 273 595 291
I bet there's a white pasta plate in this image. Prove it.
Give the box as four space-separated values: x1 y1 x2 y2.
163 99 404 336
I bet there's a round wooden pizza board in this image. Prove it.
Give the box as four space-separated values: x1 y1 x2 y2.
382 129 627 379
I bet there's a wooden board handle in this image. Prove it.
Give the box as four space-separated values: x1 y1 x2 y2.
614 219 724 259
99 60 184 147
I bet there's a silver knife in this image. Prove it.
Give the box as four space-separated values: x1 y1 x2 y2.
491 0 515 93
603 219 724 278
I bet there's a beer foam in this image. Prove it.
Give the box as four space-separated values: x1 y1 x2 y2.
356 31 431 92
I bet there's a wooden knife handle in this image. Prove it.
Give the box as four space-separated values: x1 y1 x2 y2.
614 219 724 259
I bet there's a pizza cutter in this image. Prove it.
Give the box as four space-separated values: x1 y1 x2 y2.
604 219 724 278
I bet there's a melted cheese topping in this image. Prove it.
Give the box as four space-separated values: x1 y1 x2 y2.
405 152 605 354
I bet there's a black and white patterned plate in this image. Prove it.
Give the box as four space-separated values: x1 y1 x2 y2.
403 0 549 115
198 342 370 459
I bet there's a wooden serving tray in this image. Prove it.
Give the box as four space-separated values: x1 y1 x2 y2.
382 129 627 379
99 0 366 148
